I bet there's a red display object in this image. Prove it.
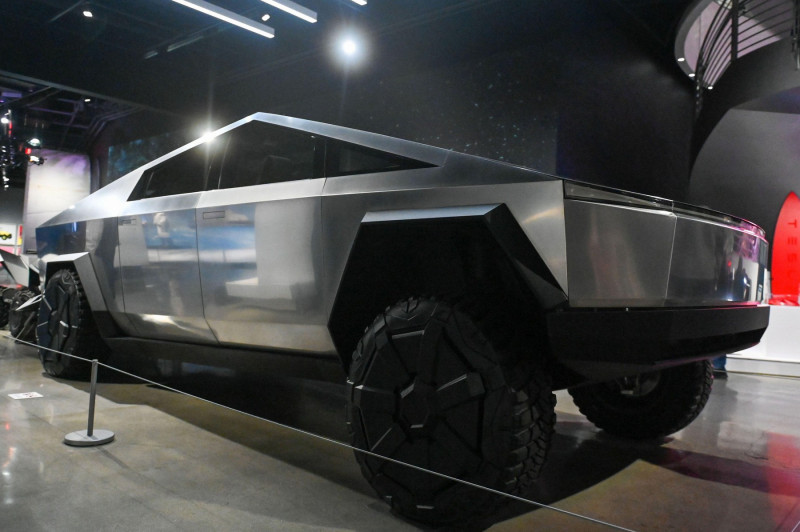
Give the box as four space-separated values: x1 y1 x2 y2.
769 192 800 305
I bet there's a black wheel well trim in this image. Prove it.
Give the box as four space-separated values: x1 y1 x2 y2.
327 203 567 371
42 253 119 338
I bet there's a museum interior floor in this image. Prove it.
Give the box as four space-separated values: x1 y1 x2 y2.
1 334 799 532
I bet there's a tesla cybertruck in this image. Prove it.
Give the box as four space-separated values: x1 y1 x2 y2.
34 113 769 525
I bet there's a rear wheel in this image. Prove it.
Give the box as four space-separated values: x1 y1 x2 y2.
37 269 109 379
346 297 555 526
568 360 713 439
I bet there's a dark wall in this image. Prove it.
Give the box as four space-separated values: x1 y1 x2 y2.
95 1 695 200
690 109 800 246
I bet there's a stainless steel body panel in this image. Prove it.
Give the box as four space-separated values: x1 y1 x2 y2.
565 201 677 307
667 215 764 305
117 192 215 343
565 197 767 307
196 179 332 353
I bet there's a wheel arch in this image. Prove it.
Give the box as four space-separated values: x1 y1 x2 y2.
327 203 567 372
41 253 118 337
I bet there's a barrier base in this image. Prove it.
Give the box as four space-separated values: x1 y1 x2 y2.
64 429 115 447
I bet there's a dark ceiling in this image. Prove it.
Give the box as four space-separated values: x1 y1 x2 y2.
0 0 694 153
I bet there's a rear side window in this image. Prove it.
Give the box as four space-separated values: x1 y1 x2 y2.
216 122 320 189
325 140 435 177
129 142 217 201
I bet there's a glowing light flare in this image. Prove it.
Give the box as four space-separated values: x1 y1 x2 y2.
341 39 357 57
199 129 219 144
332 31 368 68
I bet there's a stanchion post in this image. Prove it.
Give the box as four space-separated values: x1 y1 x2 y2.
87 359 98 437
64 358 115 447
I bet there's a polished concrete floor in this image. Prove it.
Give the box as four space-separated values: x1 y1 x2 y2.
1 336 799 531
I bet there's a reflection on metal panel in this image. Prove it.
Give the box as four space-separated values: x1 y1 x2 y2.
668 216 764 305
197 179 332 353
117 193 215 342
565 200 677 307
565 199 768 308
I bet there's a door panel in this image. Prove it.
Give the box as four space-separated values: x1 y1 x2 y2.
196 180 334 353
118 193 216 343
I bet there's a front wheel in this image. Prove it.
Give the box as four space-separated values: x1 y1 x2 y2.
346 297 555 526
568 360 713 439
36 269 109 379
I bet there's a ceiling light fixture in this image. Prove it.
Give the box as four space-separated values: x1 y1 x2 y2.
171 0 275 38
261 13 271 21
259 0 317 23
82 8 94 18
341 38 357 56
677 57 685 62
350 0 367 5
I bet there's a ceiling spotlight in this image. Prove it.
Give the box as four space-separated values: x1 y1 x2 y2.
341 38 357 56
82 3 94 17
84 97 92 103
677 57 686 62
350 0 367 4
261 13 271 21
333 31 367 68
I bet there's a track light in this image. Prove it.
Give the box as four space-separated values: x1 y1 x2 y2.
259 0 317 23
171 0 275 38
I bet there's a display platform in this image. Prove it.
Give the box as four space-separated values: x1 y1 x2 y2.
730 305 800 377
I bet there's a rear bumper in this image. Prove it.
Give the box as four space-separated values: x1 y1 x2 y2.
547 304 769 386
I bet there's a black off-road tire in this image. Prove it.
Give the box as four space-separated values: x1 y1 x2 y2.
568 360 713 439
36 269 109 379
9 289 37 340
346 297 555 526
0 288 12 328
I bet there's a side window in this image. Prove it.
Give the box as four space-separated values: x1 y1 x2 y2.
129 141 217 201
217 122 320 190
325 140 435 177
